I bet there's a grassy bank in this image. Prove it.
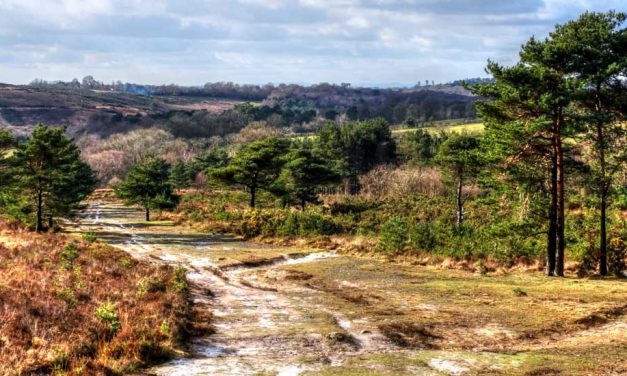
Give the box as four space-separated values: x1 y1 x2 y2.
0 221 199 375
161 189 626 273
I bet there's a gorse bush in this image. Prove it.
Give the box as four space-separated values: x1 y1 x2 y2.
409 221 438 252
278 211 340 236
240 209 288 237
378 216 410 254
238 208 344 238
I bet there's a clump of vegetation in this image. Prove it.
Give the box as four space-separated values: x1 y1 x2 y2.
513 287 528 297
82 232 97 243
0 222 195 374
94 300 122 335
137 276 167 296
0 124 96 232
116 158 179 222
60 241 80 263
171 266 188 293
378 216 410 254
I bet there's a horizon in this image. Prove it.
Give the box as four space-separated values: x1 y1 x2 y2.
19 77 485 89
1 1 626 86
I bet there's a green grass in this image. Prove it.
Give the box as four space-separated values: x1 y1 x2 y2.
275 256 627 375
392 122 484 135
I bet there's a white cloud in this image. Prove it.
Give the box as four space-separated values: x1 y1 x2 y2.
410 36 431 48
0 0 625 85
347 16 369 28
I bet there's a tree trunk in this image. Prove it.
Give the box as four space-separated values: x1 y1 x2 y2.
47 216 53 231
349 174 359 195
250 186 256 208
555 113 566 277
145 207 150 222
36 190 43 233
301 198 306 211
600 191 608 275
548 150 558 276
597 117 608 276
456 170 464 227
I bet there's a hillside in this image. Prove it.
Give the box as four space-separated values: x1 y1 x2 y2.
0 84 238 137
0 81 479 139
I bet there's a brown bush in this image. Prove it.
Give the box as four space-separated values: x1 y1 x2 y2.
359 165 446 199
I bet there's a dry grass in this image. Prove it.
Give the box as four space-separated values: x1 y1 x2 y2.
284 256 627 349
0 221 198 375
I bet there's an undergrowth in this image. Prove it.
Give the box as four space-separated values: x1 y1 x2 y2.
0 221 196 375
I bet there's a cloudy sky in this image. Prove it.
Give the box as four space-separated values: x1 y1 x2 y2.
0 0 625 86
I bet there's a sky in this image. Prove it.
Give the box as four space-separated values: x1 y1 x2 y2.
0 0 626 87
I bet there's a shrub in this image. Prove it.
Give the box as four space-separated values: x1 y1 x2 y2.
95 300 121 335
240 209 288 237
298 211 339 236
120 257 133 269
57 288 76 306
60 242 80 263
378 216 409 254
82 232 97 243
409 222 438 252
329 196 378 215
171 267 188 292
137 277 167 296
608 235 626 277
278 212 300 236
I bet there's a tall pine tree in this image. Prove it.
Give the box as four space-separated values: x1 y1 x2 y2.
541 11 627 275
10 124 96 232
472 58 576 276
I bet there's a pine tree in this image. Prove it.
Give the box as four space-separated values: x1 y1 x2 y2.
471 58 576 276
169 160 191 189
0 130 13 186
542 11 627 275
10 124 96 232
435 133 483 226
116 158 179 221
210 137 290 208
277 148 341 210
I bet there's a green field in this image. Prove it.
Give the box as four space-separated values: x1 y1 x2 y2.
392 122 484 135
292 120 485 141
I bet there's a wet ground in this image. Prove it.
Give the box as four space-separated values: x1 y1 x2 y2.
69 202 627 376
69 202 405 375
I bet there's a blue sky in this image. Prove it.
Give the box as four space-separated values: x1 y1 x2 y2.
0 0 625 86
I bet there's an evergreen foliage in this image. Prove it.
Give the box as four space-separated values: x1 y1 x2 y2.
116 158 179 221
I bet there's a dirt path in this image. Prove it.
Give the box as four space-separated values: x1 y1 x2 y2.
69 202 627 375
70 202 399 375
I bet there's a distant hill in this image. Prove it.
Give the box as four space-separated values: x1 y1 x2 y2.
0 84 239 137
0 78 481 138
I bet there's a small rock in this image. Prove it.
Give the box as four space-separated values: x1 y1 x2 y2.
360 330 372 335
327 332 348 342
